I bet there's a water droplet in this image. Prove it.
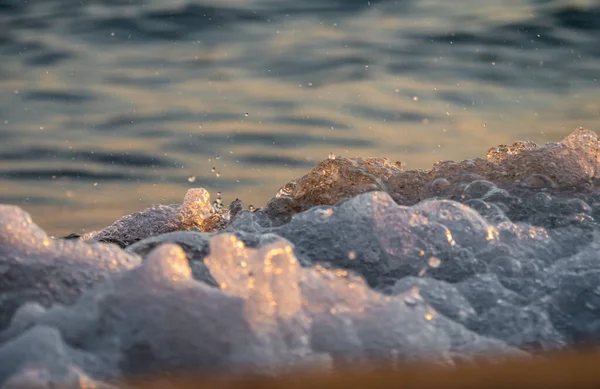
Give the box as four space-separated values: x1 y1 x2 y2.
211 167 216 173
404 296 418 307
321 208 334 218
216 172 221 177
244 113 249 117
93 182 98 187
276 182 295 198
216 154 220 160
428 256 441 268
188 176 196 183
413 96 419 101
213 197 223 211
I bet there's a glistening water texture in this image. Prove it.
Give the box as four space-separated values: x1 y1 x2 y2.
1 0 599 235
3 129 600 386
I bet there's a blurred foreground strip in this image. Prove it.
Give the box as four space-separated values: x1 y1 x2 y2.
124 349 600 389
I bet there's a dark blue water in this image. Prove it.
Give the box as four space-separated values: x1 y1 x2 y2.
0 0 599 235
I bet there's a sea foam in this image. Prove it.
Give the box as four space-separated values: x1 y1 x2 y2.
1 128 600 388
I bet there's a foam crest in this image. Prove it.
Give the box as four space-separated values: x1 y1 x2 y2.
81 188 222 247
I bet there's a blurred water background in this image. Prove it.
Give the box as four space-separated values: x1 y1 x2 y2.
0 0 599 236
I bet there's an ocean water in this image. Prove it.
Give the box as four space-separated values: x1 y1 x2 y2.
1 0 599 236
2 128 600 386
2 1 600 382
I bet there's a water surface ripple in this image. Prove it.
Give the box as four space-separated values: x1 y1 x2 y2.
0 0 599 235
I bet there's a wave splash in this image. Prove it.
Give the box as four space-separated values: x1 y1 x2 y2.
1 128 600 387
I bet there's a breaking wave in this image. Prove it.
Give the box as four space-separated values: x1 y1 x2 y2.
2 128 600 387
